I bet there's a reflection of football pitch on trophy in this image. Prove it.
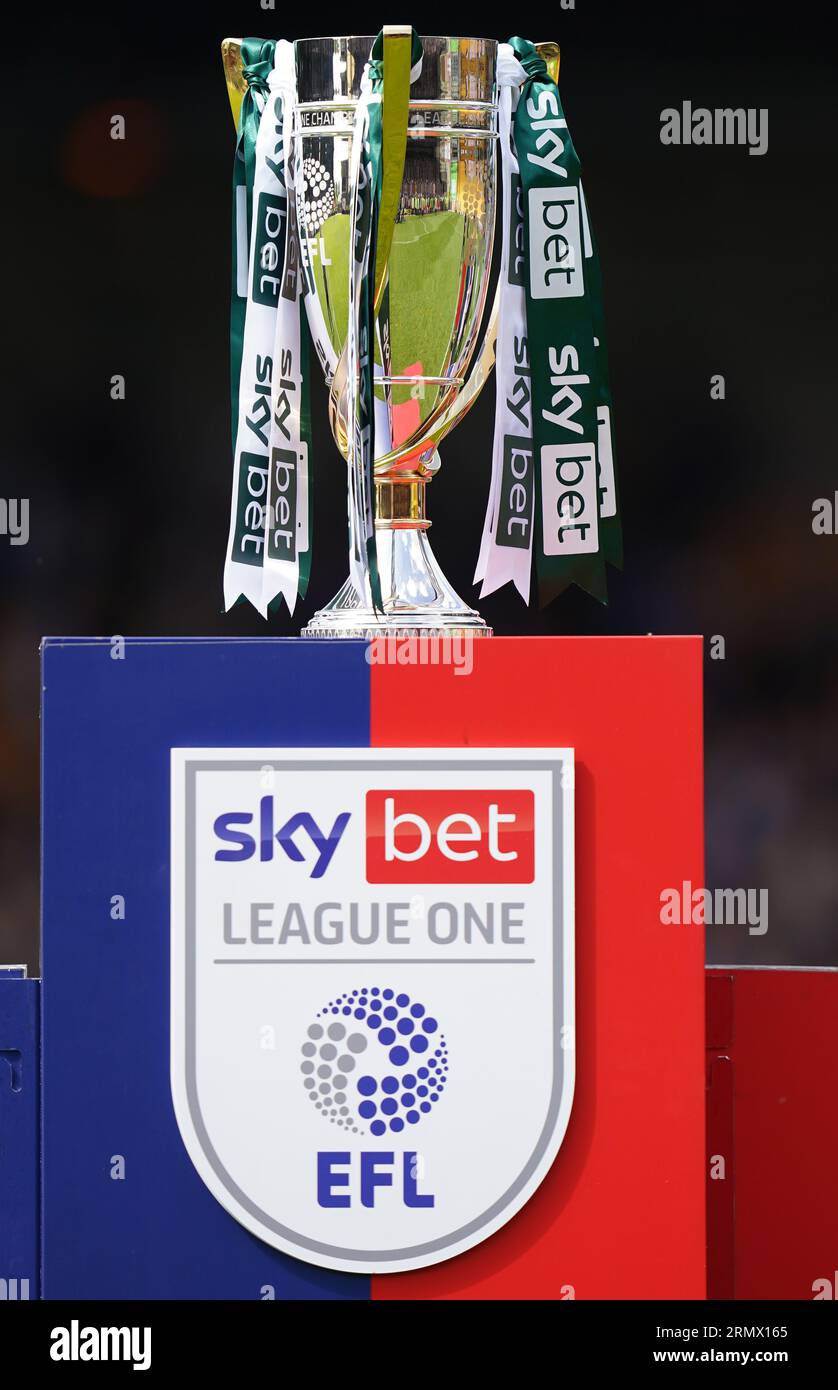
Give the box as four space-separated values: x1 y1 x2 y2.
311 211 465 422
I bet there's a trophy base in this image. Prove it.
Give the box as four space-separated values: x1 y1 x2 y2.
302 527 492 639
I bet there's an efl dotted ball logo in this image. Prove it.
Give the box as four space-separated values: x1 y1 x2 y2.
300 988 449 1136
300 157 336 236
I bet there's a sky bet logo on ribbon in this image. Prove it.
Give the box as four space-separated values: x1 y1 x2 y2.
251 192 285 308
528 187 584 299
170 747 575 1273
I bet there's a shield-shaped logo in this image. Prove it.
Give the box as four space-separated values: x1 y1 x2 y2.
171 746 574 1273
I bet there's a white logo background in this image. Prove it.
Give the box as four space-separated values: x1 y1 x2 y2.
170 747 575 1273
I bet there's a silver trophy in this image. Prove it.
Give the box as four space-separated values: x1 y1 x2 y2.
295 34 498 637
223 35 561 636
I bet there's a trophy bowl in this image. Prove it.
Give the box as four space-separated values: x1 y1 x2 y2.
295 35 498 637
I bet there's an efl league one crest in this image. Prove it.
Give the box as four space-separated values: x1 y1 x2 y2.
170 747 575 1273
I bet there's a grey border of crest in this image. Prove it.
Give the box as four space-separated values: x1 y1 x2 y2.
179 754 569 1266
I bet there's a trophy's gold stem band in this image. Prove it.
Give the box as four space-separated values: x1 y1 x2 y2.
374 480 429 529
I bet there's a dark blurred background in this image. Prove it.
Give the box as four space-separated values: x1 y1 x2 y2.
1 2 836 971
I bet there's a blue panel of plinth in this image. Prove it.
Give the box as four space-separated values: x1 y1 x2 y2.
40 638 370 1299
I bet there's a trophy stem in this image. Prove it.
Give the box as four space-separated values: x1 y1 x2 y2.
302 478 492 639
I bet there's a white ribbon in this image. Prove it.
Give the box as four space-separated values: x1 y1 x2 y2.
223 47 287 612
260 40 308 616
474 45 532 602
344 61 380 606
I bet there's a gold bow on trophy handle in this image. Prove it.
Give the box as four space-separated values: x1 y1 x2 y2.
537 41 561 84
222 38 247 127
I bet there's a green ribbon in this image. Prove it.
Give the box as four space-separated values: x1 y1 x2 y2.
510 35 621 605
358 45 383 611
230 37 276 452
351 28 422 613
583 207 622 577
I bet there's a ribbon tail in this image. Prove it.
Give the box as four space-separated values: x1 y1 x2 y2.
224 37 279 613
261 39 311 619
475 59 533 605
